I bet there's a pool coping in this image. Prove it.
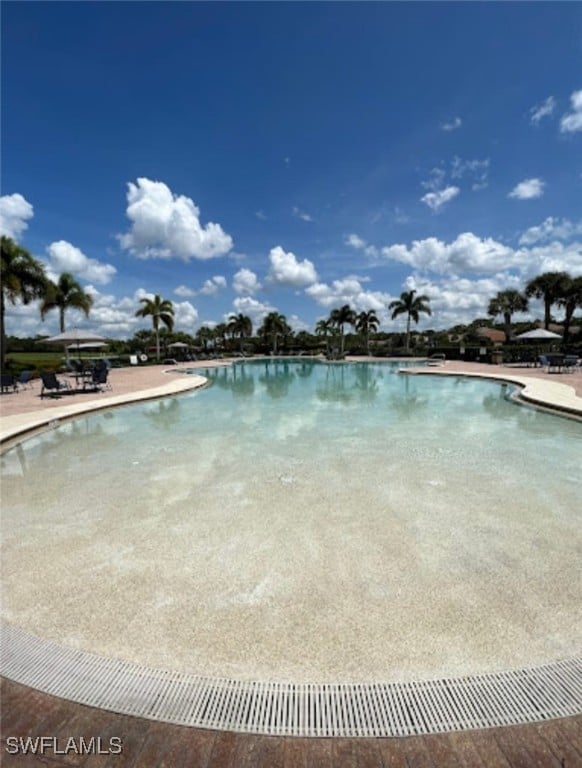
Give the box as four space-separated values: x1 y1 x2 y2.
400 365 582 420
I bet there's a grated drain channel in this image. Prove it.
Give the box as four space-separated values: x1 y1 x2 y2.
1 622 580 737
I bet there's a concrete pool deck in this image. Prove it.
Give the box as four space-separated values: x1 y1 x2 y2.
1 358 581 740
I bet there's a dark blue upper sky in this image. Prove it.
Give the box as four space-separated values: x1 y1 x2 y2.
2 2 581 337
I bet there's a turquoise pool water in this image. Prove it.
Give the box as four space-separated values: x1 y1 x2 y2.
1 360 580 682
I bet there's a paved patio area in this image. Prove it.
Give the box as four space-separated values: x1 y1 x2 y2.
1 678 580 767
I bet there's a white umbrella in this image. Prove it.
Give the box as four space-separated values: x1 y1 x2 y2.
42 329 108 360
514 329 562 340
167 341 190 349
66 341 108 350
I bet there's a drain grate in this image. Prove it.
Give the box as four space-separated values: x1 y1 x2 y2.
1 622 580 737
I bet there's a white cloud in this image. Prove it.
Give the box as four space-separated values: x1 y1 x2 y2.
292 206 313 222
344 234 379 257
174 285 195 297
381 232 515 275
520 240 582 279
560 89 582 133
233 268 261 294
529 96 556 125
199 275 227 296
381 231 582 284
519 217 582 245
508 178 545 200
305 276 392 316
288 314 310 333
267 246 318 287
118 177 233 261
231 296 275 326
450 157 490 190
0 193 34 240
420 186 460 212
255 210 267 221
173 300 199 329
345 233 366 249
46 240 116 284
402 273 525 328
441 116 462 131
421 167 446 191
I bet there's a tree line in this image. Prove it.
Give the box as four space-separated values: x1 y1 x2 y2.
2 235 582 368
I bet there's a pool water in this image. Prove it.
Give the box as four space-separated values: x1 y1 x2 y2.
1 360 580 682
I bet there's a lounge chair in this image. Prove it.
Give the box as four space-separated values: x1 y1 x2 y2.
563 355 579 373
427 353 446 367
17 370 34 390
91 365 112 392
1 373 18 394
40 371 72 398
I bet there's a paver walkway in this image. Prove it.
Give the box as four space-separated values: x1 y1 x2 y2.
2 678 581 767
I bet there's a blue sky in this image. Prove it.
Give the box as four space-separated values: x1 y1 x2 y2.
2 2 581 339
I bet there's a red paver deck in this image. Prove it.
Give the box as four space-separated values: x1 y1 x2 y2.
1 678 580 767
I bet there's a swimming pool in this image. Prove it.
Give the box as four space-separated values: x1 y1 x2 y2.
1 360 580 687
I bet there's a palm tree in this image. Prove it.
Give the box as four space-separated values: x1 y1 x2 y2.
258 311 290 354
196 326 214 352
135 294 175 361
330 304 356 357
315 318 333 357
355 309 379 355
557 275 582 345
525 271 569 330
227 313 252 353
40 272 93 333
212 322 228 352
1 236 48 369
388 290 432 352
487 290 528 342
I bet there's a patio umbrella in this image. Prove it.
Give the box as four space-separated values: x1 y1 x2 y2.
167 341 190 349
514 329 562 340
42 329 108 360
66 341 108 350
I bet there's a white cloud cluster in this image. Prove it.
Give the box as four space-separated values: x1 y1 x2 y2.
401 273 525 328
292 207 313 222
267 246 318 287
419 167 461 211
441 117 462 132
344 233 379 257
0 193 34 240
381 232 515 275
508 178 544 200
381 231 582 285
118 178 233 261
233 268 261 294
450 157 489 190
560 89 582 133
199 275 227 296
46 240 117 284
529 96 556 125
174 284 195 297
173 300 199 328
519 217 582 245
306 276 392 314
420 186 460 212
231 296 275 326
